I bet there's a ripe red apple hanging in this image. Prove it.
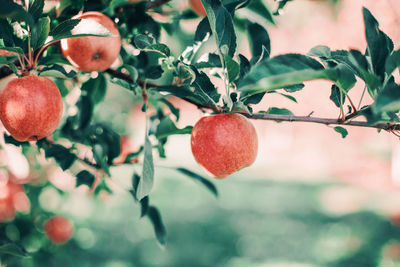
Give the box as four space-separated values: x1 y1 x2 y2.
191 113 258 178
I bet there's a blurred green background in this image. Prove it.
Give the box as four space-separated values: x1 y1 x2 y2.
5 170 400 267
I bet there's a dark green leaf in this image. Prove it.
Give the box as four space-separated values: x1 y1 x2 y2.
0 242 30 258
0 0 34 27
147 206 166 246
50 19 112 42
155 117 192 139
194 17 211 42
176 167 218 197
223 54 240 82
202 0 237 57
39 64 77 79
246 0 275 25
77 95 93 130
139 196 149 217
363 7 394 79
144 44 170 57
385 50 400 77
266 107 294 116
308 45 331 58
76 170 95 188
330 84 344 107
191 69 221 103
247 22 270 63
92 143 110 175
133 34 153 49
45 144 77 170
279 93 297 103
238 53 326 93
31 16 50 50
137 136 154 200
334 126 348 138
373 81 400 113
284 84 304 92
4 134 29 146
28 0 44 20
81 73 107 105
160 98 180 121
145 65 163 79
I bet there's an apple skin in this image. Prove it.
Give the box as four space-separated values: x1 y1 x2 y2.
0 76 63 141
60 12 121 72
44 216 74 244
191 113 258 178
190 0 207 17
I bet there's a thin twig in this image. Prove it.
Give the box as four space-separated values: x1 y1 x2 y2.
104 68 400 132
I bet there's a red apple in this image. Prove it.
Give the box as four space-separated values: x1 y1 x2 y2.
190 0 207 17
191 113 258 178
44 216 73 244
60 12 121 72
0 75 63 141
0 181 27 222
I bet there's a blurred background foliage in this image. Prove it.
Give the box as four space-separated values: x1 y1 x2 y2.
4 174 400 267
2 0 400 266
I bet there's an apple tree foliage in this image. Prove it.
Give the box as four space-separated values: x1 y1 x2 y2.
0 0 400 260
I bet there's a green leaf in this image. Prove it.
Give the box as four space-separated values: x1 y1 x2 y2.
0 19 15 47
0 242 30 258
155 117 192 140
238 53 326 93
194 17 211 42
133 34 153 49
202 0 237 57
45 144 77 171
0 0 34 27
137 136 154 200
49 19 80 37
308 45 331 58
31 16 50 50
28 0 44 20
76 170 95 188
191 69 221 104
334 126 348 138
81 74 107 105
140 196 149 217
147 206 166 247
373 81 400 113
92 144 110 175
176 167 218 197
223 54 240 82
160 98 180 121
4 134 29 146
284 84 304 92
330 84 345 108
39 64 77 79
0 45 24 54
145 65 163 80
194 53 222 69
246 0 275 25
77 95 93 130
144 44 170 57
247 22 270 63
50 19 112 42
279 93 297 103
266 107 294 116
363 7 394 79
385 50 400 77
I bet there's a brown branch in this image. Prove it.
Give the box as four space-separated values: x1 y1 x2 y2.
104 68 400 132
241 113 400 131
